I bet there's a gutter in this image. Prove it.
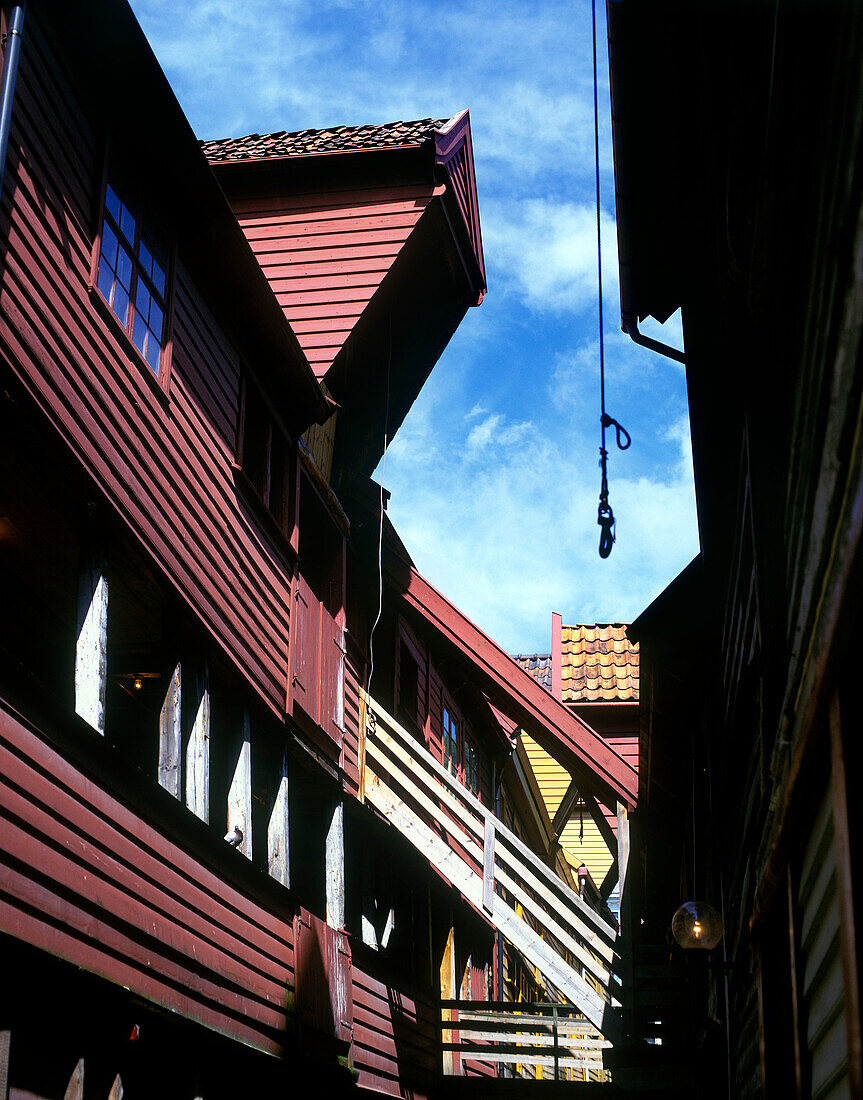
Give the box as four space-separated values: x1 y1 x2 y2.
622 311 686 365
0 3 25 199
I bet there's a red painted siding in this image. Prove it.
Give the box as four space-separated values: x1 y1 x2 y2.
351 964 438 1096
0 12 293 717
230 185 436 378
0 701 294 1055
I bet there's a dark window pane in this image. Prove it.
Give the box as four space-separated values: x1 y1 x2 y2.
145 332 160 373
97 257 115 303
149 302 163 343
101 221 119 269
112 283 129 326
116 244 133 291
139 238 153 278
105 183 121 224
152 259 166 297
120 203 135 243
133 310 148 353
136 281 151 322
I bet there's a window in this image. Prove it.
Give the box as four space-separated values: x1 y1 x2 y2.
237 378 296 539
443 705 459 775
464 734 479 796
95 176 171 376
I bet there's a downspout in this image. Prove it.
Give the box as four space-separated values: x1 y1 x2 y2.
0 3 25 199
621 311 686 365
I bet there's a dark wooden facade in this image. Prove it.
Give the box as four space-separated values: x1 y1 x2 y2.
608 1 863 1096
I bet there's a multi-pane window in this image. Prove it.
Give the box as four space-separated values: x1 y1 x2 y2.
96 179 169 375
464 734 479 796
443 705 459 775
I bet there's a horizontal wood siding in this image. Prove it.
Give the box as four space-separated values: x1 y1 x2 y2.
351 963 438 1096
0 12 292 716
0 701 294 1055
231 186 434 377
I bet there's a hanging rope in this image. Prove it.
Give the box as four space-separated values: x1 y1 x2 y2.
592 0 629 559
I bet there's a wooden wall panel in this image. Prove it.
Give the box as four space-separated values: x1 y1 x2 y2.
342 651 363 798
350 964 438 1097
0 701 295 1056
0 11 293 716
231 185 434 377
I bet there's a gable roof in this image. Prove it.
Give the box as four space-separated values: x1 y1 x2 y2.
561 624 639 703
201 118 445 162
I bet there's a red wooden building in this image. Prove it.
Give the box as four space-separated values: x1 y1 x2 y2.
0 2 637 1097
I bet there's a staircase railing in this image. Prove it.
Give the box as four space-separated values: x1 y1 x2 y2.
360 690 621 1036
440 1001 612 1080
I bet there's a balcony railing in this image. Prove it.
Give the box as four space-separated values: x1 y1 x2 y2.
359 690 621 1038
441 1001 611 1080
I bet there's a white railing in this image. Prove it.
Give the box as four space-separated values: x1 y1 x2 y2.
441 1001 611 1080
360 690 621 1036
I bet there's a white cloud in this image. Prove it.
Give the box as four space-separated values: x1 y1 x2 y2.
484 199 620 314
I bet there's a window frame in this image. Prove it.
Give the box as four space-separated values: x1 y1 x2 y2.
235 373 298 547
89 155 175 393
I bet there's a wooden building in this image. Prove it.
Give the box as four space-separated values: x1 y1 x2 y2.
606 1 863 1097
0 1 638 1096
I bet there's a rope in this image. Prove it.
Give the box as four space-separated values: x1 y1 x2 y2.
592 0 629 560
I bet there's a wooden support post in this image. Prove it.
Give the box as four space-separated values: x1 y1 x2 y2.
267 750 290 887
617 802 630 897
158 662 181 798
75 551 108 734
107 1075 124 1100
358 689 368 803
63 1059 84 1100
0 1030 10 1100
483 816 496 915
227 711 252 859
326 799 345 929
830 690 862 1096
551 778 580 837
583 788 619 854
441 924 456 1076
185 666 210 823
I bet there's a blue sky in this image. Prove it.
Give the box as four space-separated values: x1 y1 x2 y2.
130 0 699 654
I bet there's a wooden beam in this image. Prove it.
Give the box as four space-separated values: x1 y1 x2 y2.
158 662 181 799
483 817 495 915
830 690 862 1097
617 803 630 896
600 864 618 905
75 552 107 734
326 799 345 929
582 788 618 854
383 549 638 808
267 750 290 887
0 1030 9 1100
227 711 252 859
107 1075 124 1100
63 1059 84 1100
551 779 580 837
185 666 210 823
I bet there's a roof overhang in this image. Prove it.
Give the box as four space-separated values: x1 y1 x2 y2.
380 535 638 811
44 0 329 435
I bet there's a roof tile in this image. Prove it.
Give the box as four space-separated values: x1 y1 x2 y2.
561 623 639 702
513 653 552 692
202 118 447 163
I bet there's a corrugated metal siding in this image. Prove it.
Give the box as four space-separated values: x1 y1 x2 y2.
0 701 294 1055
231 185 435 377
799 790 850 1100
0 11 293 716
351 964 437 1096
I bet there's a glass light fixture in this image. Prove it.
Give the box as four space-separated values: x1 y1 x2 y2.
671 900 723 950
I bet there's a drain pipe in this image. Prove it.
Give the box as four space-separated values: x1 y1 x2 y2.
0 3 25 199
622 310 686 365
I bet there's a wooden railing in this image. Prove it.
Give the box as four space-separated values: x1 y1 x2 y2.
360 691 621 1036
441 1001 611 1080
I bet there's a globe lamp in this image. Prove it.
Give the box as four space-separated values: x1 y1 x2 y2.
671 900 723 950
